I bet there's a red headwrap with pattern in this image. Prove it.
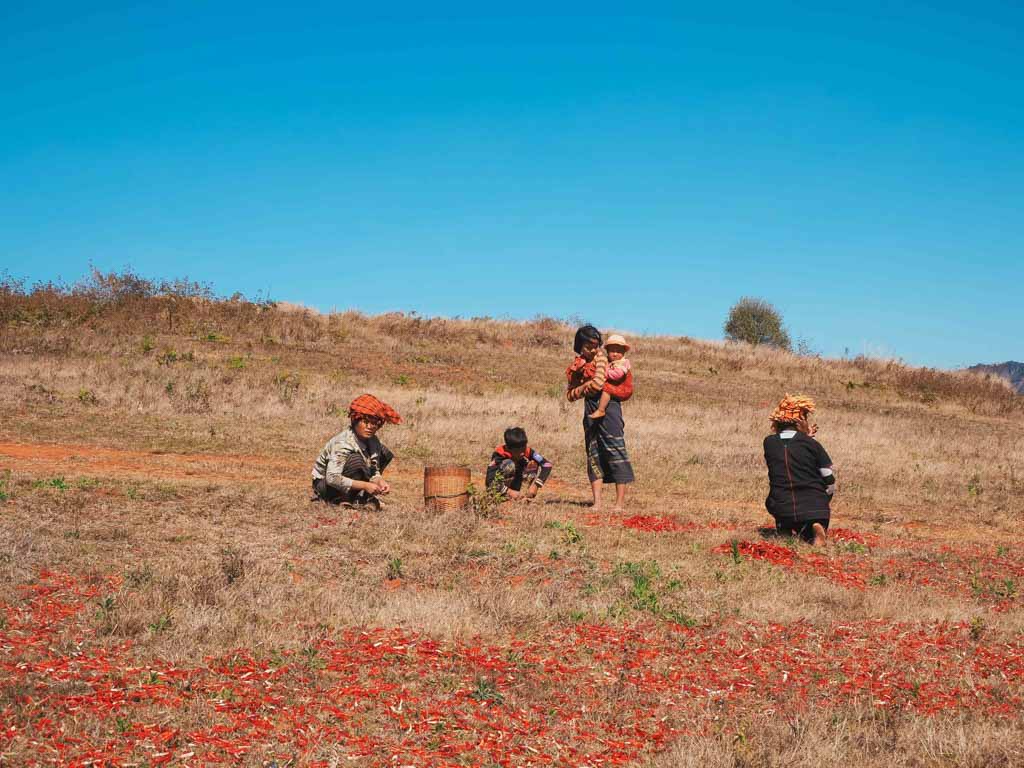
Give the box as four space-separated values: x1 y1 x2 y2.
770 394 816 427
348 394 402 425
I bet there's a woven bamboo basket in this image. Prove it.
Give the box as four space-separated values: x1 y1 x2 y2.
423 466 471 512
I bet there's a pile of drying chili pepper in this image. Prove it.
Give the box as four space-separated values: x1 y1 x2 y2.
2 571 1023 766
714 531 1024 610
621 516 741 535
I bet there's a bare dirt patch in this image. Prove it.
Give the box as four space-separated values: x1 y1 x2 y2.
0 440 304 486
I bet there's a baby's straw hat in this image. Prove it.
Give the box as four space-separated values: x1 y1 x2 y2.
605 333 630 352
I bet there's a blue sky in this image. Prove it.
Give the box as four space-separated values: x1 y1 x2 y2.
2 2 1021 368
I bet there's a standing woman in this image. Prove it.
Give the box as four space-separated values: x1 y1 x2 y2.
566 325 635 511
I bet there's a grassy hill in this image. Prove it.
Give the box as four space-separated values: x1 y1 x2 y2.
1 272 1022 766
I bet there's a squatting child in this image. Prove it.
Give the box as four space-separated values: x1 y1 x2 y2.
485 427 553 502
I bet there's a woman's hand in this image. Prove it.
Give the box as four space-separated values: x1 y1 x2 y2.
354 479 389 495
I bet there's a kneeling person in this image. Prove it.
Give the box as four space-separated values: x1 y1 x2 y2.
485 427 553 501
763 394 836 545
312 394 401 508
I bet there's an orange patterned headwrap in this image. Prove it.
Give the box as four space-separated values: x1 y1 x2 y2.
770 394 816 427
348 394 402 425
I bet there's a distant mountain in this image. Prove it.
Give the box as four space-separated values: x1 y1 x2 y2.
968 361 1024 394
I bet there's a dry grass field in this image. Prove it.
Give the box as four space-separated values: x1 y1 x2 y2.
1 274 1022 767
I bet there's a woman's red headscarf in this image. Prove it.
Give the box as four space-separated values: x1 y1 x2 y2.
348 394 402 424
770 394 816 427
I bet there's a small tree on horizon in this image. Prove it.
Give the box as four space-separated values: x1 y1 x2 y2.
724 297 791 350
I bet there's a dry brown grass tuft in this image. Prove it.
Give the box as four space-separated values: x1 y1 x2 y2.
649 708 1024 767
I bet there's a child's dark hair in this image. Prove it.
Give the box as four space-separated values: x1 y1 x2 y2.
573 324 602 354
503 427 528 450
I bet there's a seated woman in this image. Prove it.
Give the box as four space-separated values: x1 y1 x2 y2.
311 394 401 509
763 394 836 545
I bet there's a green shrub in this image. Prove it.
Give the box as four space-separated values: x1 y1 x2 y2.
386 557 404 580
33 477 68 491
724 297 791 350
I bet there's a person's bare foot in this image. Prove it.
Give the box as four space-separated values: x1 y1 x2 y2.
812 522 827 546
612 506 624 514
588 409 606 419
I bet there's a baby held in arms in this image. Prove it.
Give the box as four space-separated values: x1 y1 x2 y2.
589 334 632 420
